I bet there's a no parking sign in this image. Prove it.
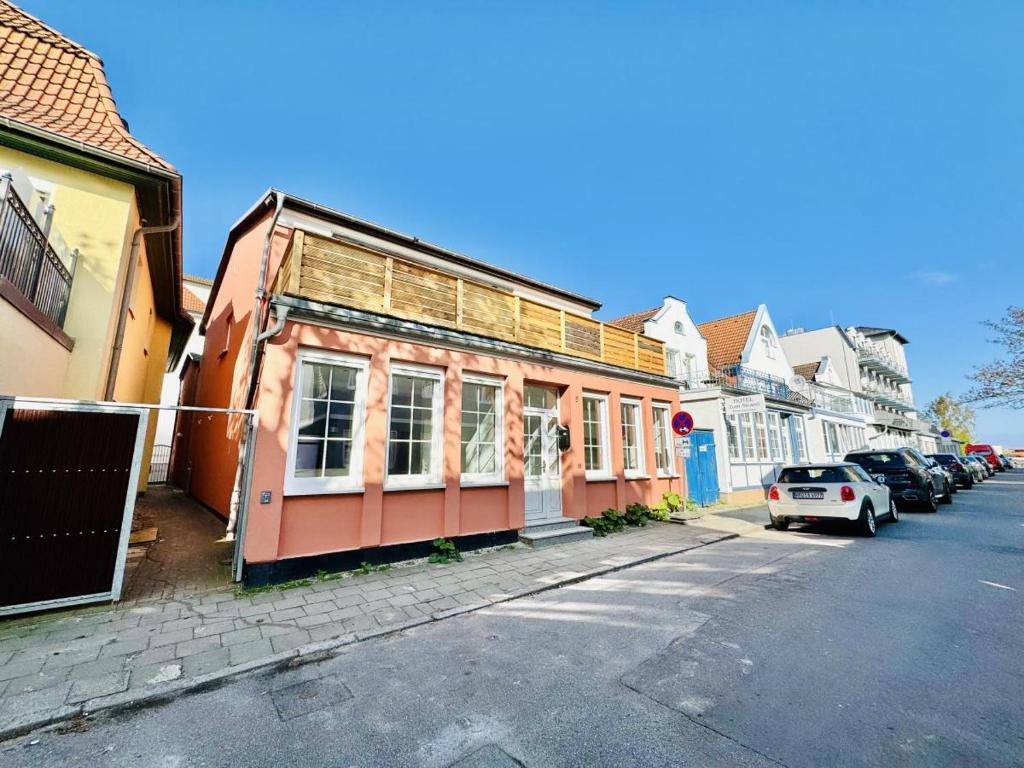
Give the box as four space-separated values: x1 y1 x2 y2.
672 410 694 436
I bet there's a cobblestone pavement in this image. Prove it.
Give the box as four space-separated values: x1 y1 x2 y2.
0 519 751 739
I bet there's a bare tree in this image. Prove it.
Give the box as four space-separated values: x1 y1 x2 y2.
964 306 1024 408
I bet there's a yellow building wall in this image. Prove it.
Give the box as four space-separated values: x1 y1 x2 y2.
0 145 134 400
0 299 71 397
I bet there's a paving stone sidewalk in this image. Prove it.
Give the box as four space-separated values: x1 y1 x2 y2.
0 519 750 739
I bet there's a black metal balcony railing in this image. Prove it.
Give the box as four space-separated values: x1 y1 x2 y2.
0 175 74 328
678 365 812 406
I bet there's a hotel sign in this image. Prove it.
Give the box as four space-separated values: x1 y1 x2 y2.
724 394 766 415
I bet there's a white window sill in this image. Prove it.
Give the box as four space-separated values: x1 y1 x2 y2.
656 472 680 479
585 473 616 482
383 482 447 493
625 474 651 481
283 485 365 497
460 478 510 488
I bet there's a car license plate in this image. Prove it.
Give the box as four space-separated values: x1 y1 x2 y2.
792 491 824 500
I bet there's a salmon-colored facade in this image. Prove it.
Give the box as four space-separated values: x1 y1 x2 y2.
186 191 685 582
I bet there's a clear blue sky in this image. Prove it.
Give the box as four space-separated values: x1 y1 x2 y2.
25 1 1024 446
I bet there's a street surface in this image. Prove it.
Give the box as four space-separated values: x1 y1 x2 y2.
2 473 1022 767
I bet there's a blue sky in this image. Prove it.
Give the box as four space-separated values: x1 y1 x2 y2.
25 1 1024 446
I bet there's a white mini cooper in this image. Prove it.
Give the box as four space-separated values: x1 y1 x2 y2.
767 463 899 537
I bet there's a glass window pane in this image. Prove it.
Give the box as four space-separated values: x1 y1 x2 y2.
389 441 410 475
413 378 434 407
298 400 327 438
295 440 323 477
302 363 330 399
411 441 432 474
324 440 351 477
411 411 433 440
329 367 357 401
462 383 479 411
392 375 413 406
390 406 412 440
327 402 353 438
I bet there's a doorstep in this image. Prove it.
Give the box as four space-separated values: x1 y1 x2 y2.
0 521 740 741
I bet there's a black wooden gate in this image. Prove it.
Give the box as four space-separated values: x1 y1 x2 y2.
0 403 146 615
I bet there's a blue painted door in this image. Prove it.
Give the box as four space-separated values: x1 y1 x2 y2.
685 429 720 506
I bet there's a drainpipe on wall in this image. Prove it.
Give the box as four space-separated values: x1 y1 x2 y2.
104 216 181 401
225 193 285 541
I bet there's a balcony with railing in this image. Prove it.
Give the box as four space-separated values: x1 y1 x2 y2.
861 381 914 412
810 384 855 414
855 343 911 383
677 365 811 406
0 174 76 328
271 229 667 376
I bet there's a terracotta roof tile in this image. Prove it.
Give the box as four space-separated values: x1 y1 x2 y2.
0 1 174 170
792 362 820 381
697 309 757 370
608 306 660 334
182 285 206 314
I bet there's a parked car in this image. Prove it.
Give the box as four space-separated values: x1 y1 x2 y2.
927 453 974 489
960 456 986 483
845 448 951 511
905 447 956 497
998 454 1013 470
964 454 994 478
768 463 898 536
966 444 1004 472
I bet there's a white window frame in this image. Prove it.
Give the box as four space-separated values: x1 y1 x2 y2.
620 398 647 478
726 413 741 460
583 392 612 480
739 413 755 463
760 325 776 359
794 416 808 461
385 362 445 490
753 411 769 461
666 349 681 380
460 372 505 486
284 349 369 496
766 412 782 460
652 403 675 477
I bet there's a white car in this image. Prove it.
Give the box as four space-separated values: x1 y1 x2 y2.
767 462 899 537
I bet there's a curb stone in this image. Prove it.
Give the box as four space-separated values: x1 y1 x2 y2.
0 528 750 743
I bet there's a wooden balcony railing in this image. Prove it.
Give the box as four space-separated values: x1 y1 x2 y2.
272 230 667 376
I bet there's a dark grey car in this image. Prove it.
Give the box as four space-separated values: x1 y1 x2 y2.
845 447 951 511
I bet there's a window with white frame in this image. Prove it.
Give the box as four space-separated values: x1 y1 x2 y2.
583 394 611 478
760 325 776 359
780 417 792 461
674 320 685 335
726 414 740 459
286 351 369 495
683 353 696 384
666 349 681 380
766 412 782 460
620 398 646 477
461 374 503 483
753 411 769 460
739 413 755 462
652 404 673 475
387 364 444 487
794 417 808 460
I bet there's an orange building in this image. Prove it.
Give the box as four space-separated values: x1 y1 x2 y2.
187 191 684 583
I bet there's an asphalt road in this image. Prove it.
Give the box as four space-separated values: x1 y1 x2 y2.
3 472 1022 767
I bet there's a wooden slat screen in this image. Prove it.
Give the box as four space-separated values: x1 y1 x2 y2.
289 232 665 375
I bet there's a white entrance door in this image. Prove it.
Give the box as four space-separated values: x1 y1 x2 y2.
523 386 562 524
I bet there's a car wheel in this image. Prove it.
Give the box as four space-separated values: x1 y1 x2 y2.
922 488 938 513
949 481 958 495
940 482 953 504
888 497 899 523
770 516 790 531
964 477 974 490
857 501 877 537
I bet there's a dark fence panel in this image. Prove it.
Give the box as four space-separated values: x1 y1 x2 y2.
0 409 139 608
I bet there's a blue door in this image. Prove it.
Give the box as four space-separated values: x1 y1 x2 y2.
685 429 720 506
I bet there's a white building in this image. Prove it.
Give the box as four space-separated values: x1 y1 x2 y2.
614 300 813 506
153 275 211 448
781 325 943 454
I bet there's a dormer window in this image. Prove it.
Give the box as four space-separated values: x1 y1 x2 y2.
674 321 685 336
760 325 776 359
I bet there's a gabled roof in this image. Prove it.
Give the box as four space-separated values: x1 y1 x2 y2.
609 306 660 334
0 0 173 170
182 285 206 314
792 361 820 381
855 326 910 345
697 309 757 370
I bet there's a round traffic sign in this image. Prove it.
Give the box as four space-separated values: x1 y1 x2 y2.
940 430 951 438
672 410 694 436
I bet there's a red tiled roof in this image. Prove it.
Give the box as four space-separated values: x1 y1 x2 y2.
792 361 820 381
609 306 660 334
183 274 213 287
0 1 174 170
182 285 206 314
697 309 757 370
